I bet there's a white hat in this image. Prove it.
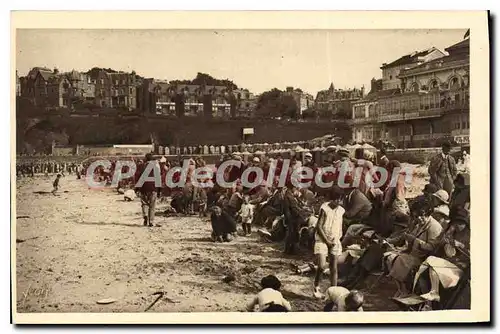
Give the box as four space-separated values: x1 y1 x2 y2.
304 152 313 158
432 189 450 204
159 156 167 163
252 157 260 163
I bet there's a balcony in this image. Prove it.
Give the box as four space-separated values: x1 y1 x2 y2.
350 116 377 124
378 108 444 122
411 133 446 141
399 58 469 77
441 99 469 112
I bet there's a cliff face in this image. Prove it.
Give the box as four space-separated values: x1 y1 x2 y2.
16 114 352 154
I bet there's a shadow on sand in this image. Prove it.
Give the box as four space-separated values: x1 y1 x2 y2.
75 221 145 228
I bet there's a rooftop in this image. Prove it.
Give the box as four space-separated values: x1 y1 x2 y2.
380 47 442 69
445 38 469 53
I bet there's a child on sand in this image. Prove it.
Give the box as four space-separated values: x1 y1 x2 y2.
323 286 364 312
313 186 345 299
52 174 62 195
246 275 292 312
238 195 254 236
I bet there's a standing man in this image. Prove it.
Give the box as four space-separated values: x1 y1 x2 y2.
135 153 161 227
428 142 458 195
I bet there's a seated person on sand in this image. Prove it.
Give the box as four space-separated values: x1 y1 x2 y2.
383 198 442 298
339 187 374 248
210 206 237 243
410 183 439 206
226 185 243 217
323 287 364 312
382 160 410 231
246 275 292 312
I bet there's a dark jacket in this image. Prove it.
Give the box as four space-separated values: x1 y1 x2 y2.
344 189 373 222
135 161 161 194
211 211 237 236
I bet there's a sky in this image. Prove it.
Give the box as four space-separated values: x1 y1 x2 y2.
16 29 465 95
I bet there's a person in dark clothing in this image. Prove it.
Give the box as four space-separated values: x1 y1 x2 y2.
449 173 470 214
210 206 237 242
428 142 458 195
283 185 305 255
52 174 62 195
341 188 375 247
135 153 161 227
410 183 439 206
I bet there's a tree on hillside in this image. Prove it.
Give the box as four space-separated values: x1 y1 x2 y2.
86 67 119 76
254 88 299 119
281 95 299 119
169 72 239 90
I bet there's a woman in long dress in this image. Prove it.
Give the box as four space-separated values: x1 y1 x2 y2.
384 198 443 297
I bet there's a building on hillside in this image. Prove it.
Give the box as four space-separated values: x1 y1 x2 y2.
377 38 469 148
233 88 257 117
108 72 137 110
89 70 137 110
20 67 57 106
152 83 236 118
136 78 158 114
380 47 446 90
20 67 96 108
350 78 385 143
315 83 364 118
284 87 315 117
64 70 96 104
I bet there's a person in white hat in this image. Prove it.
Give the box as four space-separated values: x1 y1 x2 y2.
431 189 450 228
303 152 316 169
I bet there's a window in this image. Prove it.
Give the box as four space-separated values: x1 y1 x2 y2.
430 80 439 91
245 102 250 108
129 87 133 94
449 77 460 90
100 79 104 85
389 75 393 80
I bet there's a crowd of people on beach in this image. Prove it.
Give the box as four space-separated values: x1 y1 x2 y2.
17 140 471 312
118 141 470 312
16 160 85 179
